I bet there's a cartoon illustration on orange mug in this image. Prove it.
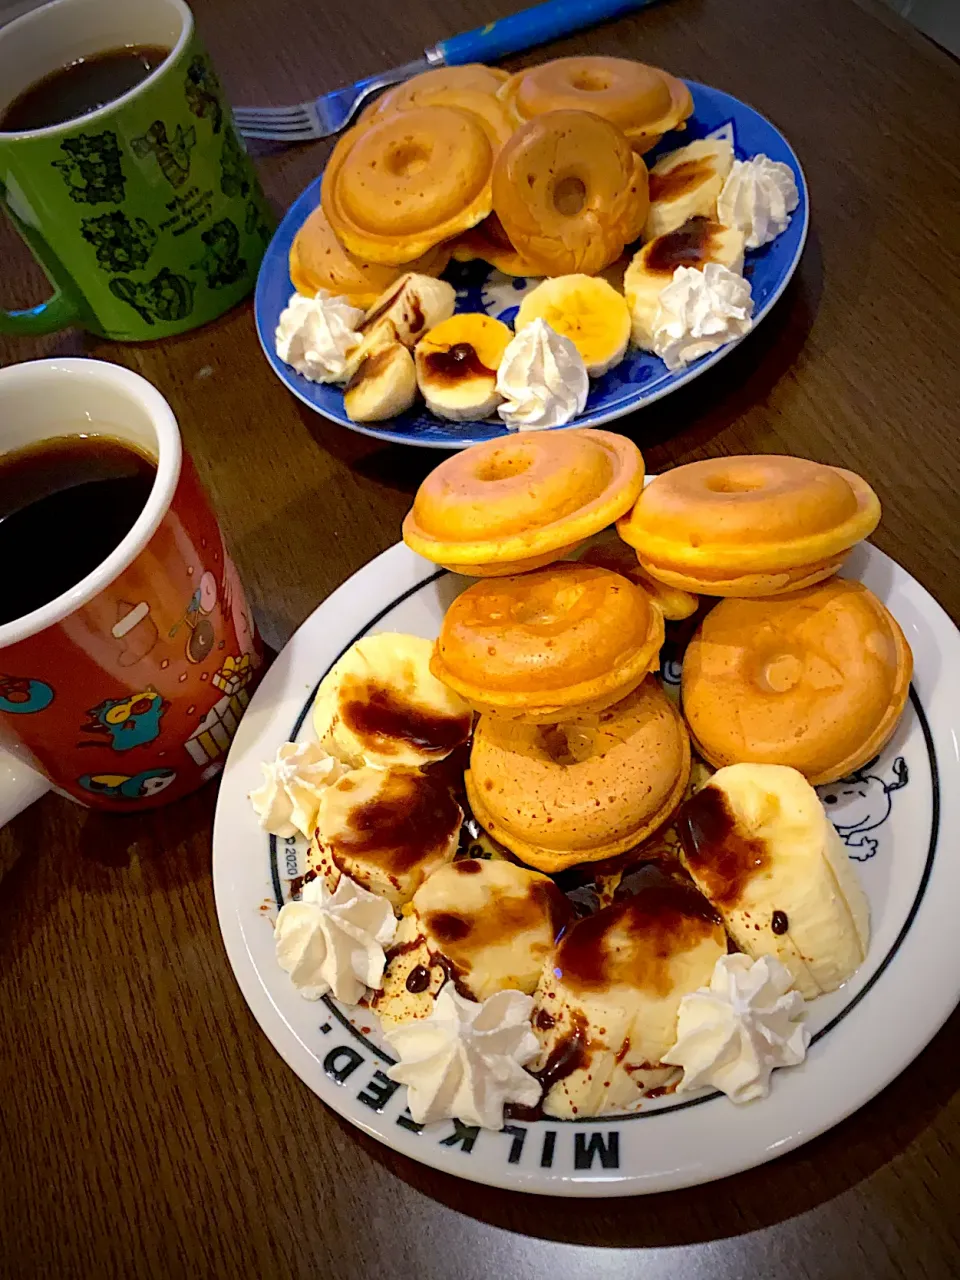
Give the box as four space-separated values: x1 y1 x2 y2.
79 687 168 751
212 653 253 696
169 571 219 663
184 687 250 766
112 599 160 667
0 674 55 715
77 767 178 800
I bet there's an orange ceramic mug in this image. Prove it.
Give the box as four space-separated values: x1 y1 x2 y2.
0 356 262 816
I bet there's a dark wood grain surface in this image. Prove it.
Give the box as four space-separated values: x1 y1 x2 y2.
1 0 959 1275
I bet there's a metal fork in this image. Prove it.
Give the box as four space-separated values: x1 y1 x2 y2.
233 54 439 143
233 0 654 143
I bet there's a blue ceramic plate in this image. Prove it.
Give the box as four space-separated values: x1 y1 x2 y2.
254 81 809 449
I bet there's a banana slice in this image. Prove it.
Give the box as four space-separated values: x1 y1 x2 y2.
362 271 456 347
625 217 745 349
676 763 870 999
374 857 570 1026
530 882 727 1117
343 341 418 422
414 857 571 999
311 765 462 909
515 275 631 377
644 138 735 241
372 911 445 1028
375 857 571 1025
312 632 473 768
415 313 513 420
341 272 457 382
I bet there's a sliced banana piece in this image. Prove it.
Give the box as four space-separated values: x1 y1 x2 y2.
363 271 456 346
341 272 457 382
312 631 473 768
415 313 513 420
372 912 446 1029
343 341 418 422
312 765 462 909
374 856 569 1023
531 882 726 1118
412 857 570 1001
625 217 745 349
515 275 631 377
676 763 870 999
644 138 735 241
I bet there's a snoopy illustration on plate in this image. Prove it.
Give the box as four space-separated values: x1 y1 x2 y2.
816 756 909 861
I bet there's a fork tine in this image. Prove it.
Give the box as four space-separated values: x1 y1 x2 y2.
233 106 312 124
234 116 314 132
237 125 319 142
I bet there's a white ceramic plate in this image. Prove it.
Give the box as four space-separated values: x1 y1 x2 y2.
213 538 960 1195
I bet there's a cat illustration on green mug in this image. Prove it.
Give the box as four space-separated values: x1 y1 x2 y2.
51 131 126 204
193 218 247 288
184 55 224 134
81 210 158 273
245 197 273 245
219 126 251 198
131 121 197 188
109 267 195 324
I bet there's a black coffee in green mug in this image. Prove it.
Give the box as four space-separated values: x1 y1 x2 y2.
0 0 274 340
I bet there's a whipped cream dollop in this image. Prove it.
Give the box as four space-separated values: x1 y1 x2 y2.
496 318 589 431
717 154 799 249
384 985 542 1129
250 740 341 839
275 875 397 1004
662 953 808 1103
652 263 754 372
275 290 364 383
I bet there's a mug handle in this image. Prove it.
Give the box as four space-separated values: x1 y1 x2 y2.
0 749 50 824
0 289 80 336
0 192 83 335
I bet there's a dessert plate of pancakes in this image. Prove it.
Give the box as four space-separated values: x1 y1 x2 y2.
254 76 808 448
214 436 960 1196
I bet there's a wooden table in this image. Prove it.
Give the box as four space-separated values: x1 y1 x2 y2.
2 0 959 1274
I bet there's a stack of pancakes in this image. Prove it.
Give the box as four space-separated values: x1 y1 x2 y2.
387 430 905 1116
291 57 696 303
295 431 903 1121
281 56 801 434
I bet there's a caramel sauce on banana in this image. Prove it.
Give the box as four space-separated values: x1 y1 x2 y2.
339 678 472 757
675 784 769 908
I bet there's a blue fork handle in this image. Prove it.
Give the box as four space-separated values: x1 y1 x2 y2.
436 0 654 65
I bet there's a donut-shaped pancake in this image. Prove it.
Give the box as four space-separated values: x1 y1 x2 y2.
289 204 450 308
432 563 664 721
402 429 644 575
322 104 509 265
498 57 692 153
578 537 699 620
466 677 691 872
492 110 649 277
681 580 913 784
450 213 543 277
617 455 881 596
369 64 509 117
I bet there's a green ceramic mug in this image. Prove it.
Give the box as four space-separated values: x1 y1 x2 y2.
0 0 273 340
